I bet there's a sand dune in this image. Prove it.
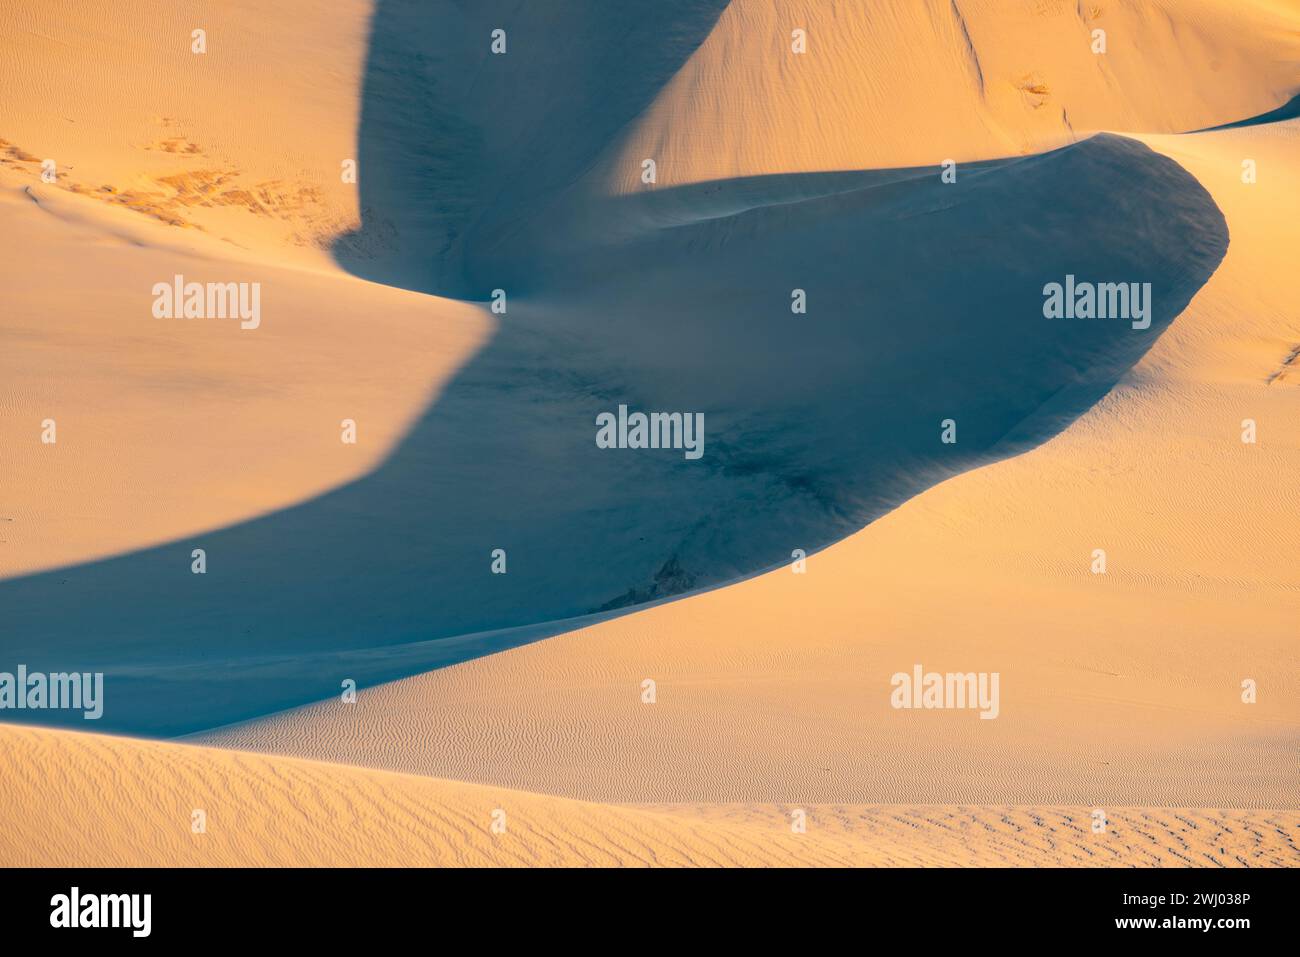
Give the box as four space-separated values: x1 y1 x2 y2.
0 130 1236 736
599 0 1300 189
0 0 372 271
3 725 1294 867
198 117 1300 810
1 0 1297 868
0 175 489 578
0 0 1267 738
1 0 499 578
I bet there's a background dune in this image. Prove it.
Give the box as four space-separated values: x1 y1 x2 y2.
1 0 371 270
599 0 1300 188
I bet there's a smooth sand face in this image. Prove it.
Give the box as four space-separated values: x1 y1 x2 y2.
599 0 1300 191
0 0 491 579
1 0 1298 866
0 0 493 574
0 177 490 579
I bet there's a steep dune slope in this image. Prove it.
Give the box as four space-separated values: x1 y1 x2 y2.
598 0 1300 191
200 118 1300 808
0 132 1230 736
336 0 731 293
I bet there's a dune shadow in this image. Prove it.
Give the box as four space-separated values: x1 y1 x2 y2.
332 0 733 297
0 4 1229 736
1196 93 1300 132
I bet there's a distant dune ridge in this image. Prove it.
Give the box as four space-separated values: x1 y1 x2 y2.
1 0 1298 866
599 0 1300 187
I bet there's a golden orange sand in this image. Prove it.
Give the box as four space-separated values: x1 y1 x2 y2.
200 119 1299 816
2 0 1298 866
2 726 1295 867
0 0 491 577
602 0 1300 190
0 0 372 269
0 178 489 578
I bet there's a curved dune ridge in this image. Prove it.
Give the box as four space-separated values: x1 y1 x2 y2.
0 132 1231 736
197 115 1300 815
2 726 1296 867
0 0 1298 866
